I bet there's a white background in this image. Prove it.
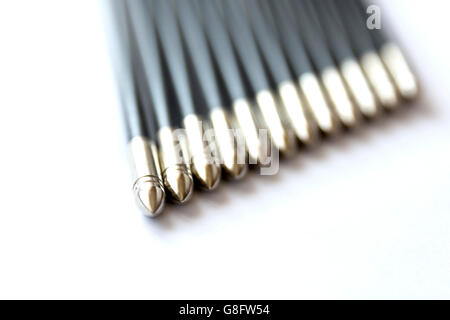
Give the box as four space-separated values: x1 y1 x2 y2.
0 0 449 299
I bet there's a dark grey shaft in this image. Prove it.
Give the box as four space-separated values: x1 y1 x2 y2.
132 42 159 141
127 0 171 129
334 0 377 56
197 0 247 101
176 0 223 111
356 0 390 49
245 0 292 85
312 0 356 63
104 0 145 140
289 0 335 71
267 0 313 76
154 0 196 117
220 0 270 93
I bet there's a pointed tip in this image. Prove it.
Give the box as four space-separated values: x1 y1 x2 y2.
134 179 166 217
223 161 248 180
164 167 194 204
321 67 358 128
340 112 358 128
380 43 419 101
210 109 248 180
361 51 400 110
316 116 339 136
277 81 317 145
292 125 315 146
297 125 319 147
195 162 221 190
299 72 338 136
360 102 379 118
341 59 379 118
274 131 297 158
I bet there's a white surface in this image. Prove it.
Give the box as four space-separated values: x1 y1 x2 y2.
0 0 449 299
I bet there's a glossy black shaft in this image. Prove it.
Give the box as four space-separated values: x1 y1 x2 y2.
127 0 171 129
104 0 145 141
197 0 247 101
154 0 195 117
176 0 222 111
220 0 270 93
245 0 292 85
